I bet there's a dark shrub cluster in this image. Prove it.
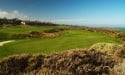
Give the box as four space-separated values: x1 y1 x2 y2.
85 28 116 36
40 50 115 75
43 28 64 33
11 31 42 39
0 50 116 75
0 32 11 40
0 54 44 75
116 33 125 41
0 55 31 75
11 28 64 39
11 34 29 39
28 31 42 38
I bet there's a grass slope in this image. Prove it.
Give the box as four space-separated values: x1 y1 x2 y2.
0 25 58 34
0 25 60 40
0 28 122 58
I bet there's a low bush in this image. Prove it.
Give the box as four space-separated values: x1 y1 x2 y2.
112 60 125 75
0 32 12 40
12 34 29 39
11 29 64 39
114 45 125 58
116 33 125 41
89 43 123 55
0 54 31 75
43 28 64 33
0 49 116 75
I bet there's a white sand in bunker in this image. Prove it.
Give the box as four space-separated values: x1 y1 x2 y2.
0 40 14 46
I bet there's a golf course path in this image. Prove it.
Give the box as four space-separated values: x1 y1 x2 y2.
0 40 14 46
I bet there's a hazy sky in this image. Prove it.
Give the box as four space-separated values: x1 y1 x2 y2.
0 0 125 27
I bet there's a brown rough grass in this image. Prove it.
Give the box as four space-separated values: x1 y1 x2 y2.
0 43 125 75
0 49 116 75
89 43 124 55
111 60 125 75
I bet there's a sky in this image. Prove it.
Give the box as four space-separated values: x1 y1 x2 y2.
0 0 125 27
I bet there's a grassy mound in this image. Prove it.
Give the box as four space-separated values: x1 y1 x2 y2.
0 49 116 75
0 29 122 58
0 43 125 75
0 26 62 40
89 43 125 58
89 43 123 54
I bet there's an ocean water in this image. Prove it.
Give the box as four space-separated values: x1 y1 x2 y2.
116 27 125 30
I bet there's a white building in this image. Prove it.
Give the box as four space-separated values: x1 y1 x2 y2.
21 21 26 25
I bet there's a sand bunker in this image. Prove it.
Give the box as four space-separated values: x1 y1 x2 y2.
0 40 14 46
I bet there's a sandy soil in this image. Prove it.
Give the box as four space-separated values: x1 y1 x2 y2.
0 40 14 46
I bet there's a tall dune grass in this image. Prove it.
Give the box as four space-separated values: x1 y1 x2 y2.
0 49 116 75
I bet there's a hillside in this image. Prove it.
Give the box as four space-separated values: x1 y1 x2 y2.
0 25 123 58
0 44 125 75
0 25 125 75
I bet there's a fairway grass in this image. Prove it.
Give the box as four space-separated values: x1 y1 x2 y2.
0 25 62 40
0 25 58 34
0 29 123 58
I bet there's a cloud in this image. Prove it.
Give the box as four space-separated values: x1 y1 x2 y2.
0 10 28 20
48 18 89 25
51 18 87 22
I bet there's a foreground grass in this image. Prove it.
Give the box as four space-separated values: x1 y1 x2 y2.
0 49 116 75
0 29 122 58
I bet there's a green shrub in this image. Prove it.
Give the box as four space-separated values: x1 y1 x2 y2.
0 32 12 40
12 34 29 39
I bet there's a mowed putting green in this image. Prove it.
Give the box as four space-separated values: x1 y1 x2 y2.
0 28 123 58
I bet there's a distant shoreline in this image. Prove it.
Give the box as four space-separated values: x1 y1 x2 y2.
116 27 125 30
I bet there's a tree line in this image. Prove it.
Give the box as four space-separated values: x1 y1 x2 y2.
0 18 57 26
